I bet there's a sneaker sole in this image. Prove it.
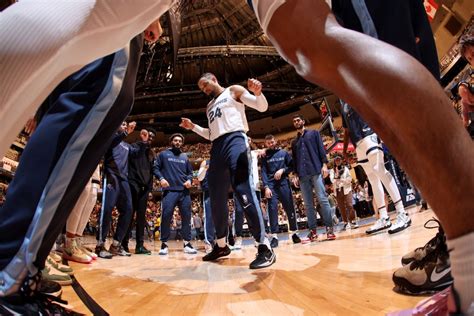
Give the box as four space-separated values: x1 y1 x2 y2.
366 224 391 235
393 275 453 295
62 254 92 264
388 219 412 234
202 249 231 261
249 253 276 269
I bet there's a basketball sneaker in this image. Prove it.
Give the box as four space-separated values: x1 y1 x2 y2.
95 244 113 259
38 279 63 298
270 237 279 248
302 229 318 244
249 244 276 269
202 244 231 261
388 212 412 234
184 242 197 254
291 233 302 244
366 217 391 234
326 227 336 240
401 218 445 266
42 262 72 286
62 238 92 264
158 243 169 255
393 243 452 295
109 244 131 257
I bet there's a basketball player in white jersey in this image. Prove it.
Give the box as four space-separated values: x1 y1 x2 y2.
180 73 275 269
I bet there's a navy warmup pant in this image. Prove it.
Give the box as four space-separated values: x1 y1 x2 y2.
208 132 266 243
203 191 216 244
97 173 133 243
233 191 261 237
267 180 298 233
0 35 143 296
160 190 192 242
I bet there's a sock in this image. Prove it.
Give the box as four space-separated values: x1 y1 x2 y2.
393 199 406 215
216 237 226 248
112 240 120 247
378 206 388 219
272 233 278 239
447 232 474 313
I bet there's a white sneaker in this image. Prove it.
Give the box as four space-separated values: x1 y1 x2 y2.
234 237 243 250
184 242 197 254
76 238 98 260
159 243 169 255
388 212 412 234
62 238 92 264
366 217 392 234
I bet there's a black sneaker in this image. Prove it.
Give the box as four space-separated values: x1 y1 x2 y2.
202 244 231 261
135 244 152 255
270 237 278 248
38 279 62 298
401 218 445 266
393 243 453 295
95 245 113 259
291 233 301 244
249 245 276 269
0 292 83 315
109 244 131 257
121 243 130 253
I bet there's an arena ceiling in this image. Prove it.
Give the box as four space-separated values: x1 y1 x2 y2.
128 0 333 138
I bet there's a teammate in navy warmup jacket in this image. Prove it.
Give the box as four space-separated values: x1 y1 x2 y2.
95 121 148 258
261 134 302 247
154 133 197 255
180 73 275 269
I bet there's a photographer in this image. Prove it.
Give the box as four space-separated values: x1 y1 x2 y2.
329 156 358 229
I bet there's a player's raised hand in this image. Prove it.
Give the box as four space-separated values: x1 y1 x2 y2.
247 78 262 96
180 118 195 130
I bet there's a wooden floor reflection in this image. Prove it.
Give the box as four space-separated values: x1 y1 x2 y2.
62 208 438 315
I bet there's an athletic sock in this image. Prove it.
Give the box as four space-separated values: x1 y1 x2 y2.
378 206 388 219
447 232 474 313
393 199 406 215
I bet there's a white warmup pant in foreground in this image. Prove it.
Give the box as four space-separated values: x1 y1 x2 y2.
0 0 173 157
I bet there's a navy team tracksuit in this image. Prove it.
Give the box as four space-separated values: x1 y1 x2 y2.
0 35 143 296
261 148 299 233
200 160 216 245
153 148 193 243
209 132 266 243
97 132 146 244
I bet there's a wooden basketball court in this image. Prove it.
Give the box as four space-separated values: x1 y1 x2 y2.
62 208 437 315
